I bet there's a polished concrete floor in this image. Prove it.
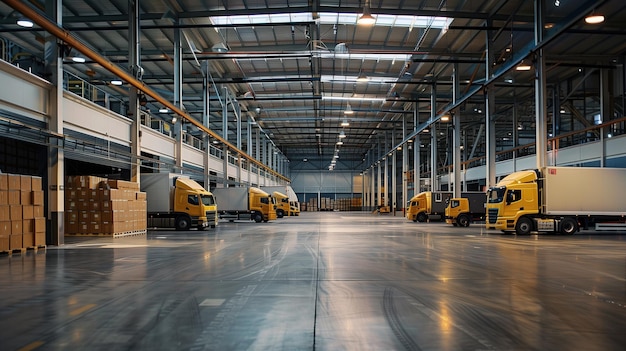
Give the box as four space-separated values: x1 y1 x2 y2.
1 211 626 351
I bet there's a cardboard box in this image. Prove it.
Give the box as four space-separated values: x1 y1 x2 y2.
31 176 42 191
35 232 45 246
22 205 34 220
11 221 22 235
0 206 9 221
89 200 100 211
0 235 9 251
20 191 33 205
0 190 7 205
66 199 78 210
22 219 34 234
66 220 78 234
78 200 90 211
107 180 139 191
9 234 22 249
34 217 45 233
89 222 101 233
78 222 90 234
101 210 113 222
0 174 8 190
33 205 43 218
8 190 20 205
90 211 101 222
20 175 32 191
0 221 10 235
22 232 34 247
66 210 78 222
67 189 79 199
79 211 90 221
99 188 111 201
32 191 44 206
136 192 147 201
8 174 21 190
10 205 22 220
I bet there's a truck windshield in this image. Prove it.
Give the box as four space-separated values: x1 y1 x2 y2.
200 194 215 206
487 187 506 203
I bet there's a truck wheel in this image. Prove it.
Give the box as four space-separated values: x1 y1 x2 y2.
457 214 471 227
254 213 263 223
277 210 284 218
417 213 428 223
515 217 533 235
560 217 578 235
175 216 192 231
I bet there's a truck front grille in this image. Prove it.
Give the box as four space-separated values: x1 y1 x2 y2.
488 208 498 224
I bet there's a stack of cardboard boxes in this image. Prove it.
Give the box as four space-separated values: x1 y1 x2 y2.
0 173 46 252
65 176 147 237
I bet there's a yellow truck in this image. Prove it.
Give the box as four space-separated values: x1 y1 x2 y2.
141 173 218 231
486 167 626 235
444 192 486 227
406 191 453 222
290 200 300 216
261 185 300 216
211 186 277 223
271 191 290 218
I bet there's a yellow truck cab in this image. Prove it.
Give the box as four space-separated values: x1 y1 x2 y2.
290 201 300 216
406 191 452 222
249 187 277 222
172 178 218 229
141 173 218 231
486 170 538 233
272 191 290 218
444 192 486 227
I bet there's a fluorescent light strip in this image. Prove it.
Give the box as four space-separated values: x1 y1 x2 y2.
210 12 452 29
322 96 386 102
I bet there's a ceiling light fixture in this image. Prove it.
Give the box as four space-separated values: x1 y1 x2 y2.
358 1 376 25
339 130 346 138
159 108 169 113
171 116 178 123
110 79 123 86
440 114 450 122
341 119 350 127
17 18 33 28
356 72 369 82
516 62 532 71
336 140 344 145
585 12 605 24
344 103 354 115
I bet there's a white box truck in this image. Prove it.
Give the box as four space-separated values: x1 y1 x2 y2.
141 173 217 231
211 186 277 223
486 167 626 234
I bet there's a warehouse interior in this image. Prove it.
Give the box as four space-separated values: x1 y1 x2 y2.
1 0 626 350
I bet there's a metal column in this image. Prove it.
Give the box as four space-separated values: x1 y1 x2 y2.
174 18 183 171
485 19 496 188
45 0 64 245
430 84 437 191
452 64 461 197
414 102 420 195
128 0 141 184
534 0 548 170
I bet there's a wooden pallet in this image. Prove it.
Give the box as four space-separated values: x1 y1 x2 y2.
66 230 146 238
0 248 27 257
26 245 47 253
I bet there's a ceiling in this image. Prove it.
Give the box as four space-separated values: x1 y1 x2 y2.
1 0 625 173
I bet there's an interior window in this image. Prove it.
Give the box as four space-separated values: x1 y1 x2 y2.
188 195 199 205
